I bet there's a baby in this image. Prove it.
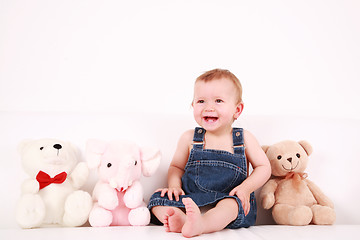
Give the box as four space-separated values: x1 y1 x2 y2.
148 69 271 237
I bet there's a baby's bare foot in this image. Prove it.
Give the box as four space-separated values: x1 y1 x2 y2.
163 207 185 233
181 198 204 238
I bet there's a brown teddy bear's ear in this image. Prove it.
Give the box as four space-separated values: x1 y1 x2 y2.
298 140 313 156
261 145 269 153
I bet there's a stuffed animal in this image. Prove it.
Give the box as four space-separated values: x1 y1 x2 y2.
86 139 161 227
16 139 92 228
260 140 336 225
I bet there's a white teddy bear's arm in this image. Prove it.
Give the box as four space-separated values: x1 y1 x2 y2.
69 162 89 189
123 181 144 209
93 182 119 210
21 179 40 194
306 179 334 208
260 179 278 209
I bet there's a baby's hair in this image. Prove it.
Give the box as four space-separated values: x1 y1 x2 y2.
196 69 243 103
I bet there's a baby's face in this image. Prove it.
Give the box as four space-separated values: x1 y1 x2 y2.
192 78 242 133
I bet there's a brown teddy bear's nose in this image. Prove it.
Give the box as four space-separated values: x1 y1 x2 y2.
287 157 292 163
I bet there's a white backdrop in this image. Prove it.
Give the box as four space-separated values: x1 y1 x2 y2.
1 0 360 119
1 0 360 230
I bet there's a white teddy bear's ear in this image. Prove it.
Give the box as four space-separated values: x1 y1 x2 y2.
66 141 80 158
17 139 32 154
86 139 108 169
140 147 161 177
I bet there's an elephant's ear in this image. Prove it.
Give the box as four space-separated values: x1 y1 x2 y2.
86 139 108 169
140 147 161 177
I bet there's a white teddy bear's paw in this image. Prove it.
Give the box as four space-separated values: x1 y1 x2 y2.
16 194 45 228
21 179 40 194
63 190 92 227
128 207 150 226
89 205 113 227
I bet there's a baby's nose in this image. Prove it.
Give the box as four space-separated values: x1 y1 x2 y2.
205 104 215 111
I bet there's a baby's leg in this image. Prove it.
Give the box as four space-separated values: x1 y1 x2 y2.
182 198 238 238
152 206 186 233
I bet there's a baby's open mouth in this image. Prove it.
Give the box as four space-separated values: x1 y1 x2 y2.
204 116 218 123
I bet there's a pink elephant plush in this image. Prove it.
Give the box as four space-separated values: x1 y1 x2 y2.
86 140 161 227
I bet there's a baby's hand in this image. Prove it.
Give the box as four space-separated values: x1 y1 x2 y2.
229 186 251 216
156 187 185 202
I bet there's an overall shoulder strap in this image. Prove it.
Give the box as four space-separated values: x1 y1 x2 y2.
193 127 205 149
232 128 244 148
232 128 249 177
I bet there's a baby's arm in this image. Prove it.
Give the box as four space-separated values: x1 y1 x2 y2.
158 129 193 201
230 130 271 215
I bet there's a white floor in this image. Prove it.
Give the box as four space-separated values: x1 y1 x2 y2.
1 225 359 240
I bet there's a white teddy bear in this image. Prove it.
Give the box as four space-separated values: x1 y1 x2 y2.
16 139 93 228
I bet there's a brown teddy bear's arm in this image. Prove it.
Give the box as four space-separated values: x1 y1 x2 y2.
260 179 278 209
306 179 334 208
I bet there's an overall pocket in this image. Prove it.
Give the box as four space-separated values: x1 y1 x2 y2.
195 160 245 193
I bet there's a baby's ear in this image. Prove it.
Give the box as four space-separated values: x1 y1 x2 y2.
234 102 244 120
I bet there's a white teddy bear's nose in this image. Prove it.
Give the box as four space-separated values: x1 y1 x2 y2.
53 144 62 150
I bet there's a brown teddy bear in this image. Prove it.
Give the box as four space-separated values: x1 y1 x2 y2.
260 140 336 225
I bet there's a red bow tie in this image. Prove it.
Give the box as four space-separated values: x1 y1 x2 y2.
36 171 67 190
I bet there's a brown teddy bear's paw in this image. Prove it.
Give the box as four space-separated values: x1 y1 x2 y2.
311 205 336 225
289 206 312 225
273 205 312 225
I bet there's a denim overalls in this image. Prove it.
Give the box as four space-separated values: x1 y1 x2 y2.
148 127 256 228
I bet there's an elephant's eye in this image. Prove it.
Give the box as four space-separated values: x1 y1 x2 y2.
277 155 282 160
107 163 112 168
134 160 137 166
40 147 44 150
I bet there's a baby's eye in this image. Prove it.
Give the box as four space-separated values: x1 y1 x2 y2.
215 99 223 103
197 100 205 104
